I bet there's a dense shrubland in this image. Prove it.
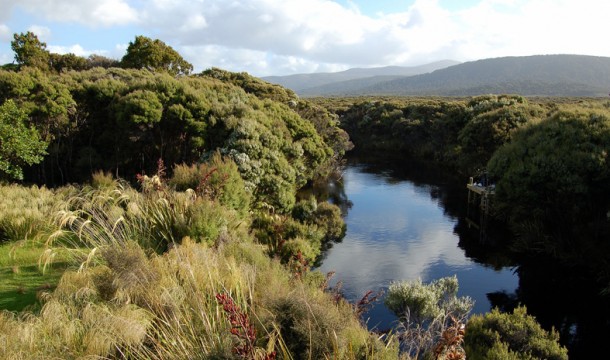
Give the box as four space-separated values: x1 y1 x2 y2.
0 33 391 359
0 32 589 358
329 94 547 173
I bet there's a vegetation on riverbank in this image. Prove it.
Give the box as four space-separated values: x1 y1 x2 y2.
317 95 610 290
0 178 399 359
0 31 594 358
1 33 390 359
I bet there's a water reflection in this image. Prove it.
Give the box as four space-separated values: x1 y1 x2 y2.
316 160 519 330
315 158 610 358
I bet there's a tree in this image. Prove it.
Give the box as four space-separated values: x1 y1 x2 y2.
458 95 542 171
121 36 193 76
10 31 51 71
488 109 610 241
86 54 120 69
0 100 47 180
49 53 88 72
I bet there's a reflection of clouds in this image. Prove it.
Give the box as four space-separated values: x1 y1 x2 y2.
319 224 471 293
317 164 515 308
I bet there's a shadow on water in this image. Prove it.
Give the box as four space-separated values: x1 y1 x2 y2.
315 155 610 359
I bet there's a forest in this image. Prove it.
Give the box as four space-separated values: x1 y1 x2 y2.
1 31 605 359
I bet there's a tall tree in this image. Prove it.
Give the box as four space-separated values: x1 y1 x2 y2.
0 99 48 180
10 31 51 71
121 36 193 76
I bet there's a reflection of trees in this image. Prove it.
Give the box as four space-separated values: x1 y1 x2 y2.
454 216 516 270
302 173 353 216
330 155 610 358
301 169 353 262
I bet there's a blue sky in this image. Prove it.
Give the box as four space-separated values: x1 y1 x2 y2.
1 0 608 76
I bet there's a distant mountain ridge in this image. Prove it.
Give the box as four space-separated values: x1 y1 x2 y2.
265 55 610 97
262 60 460 93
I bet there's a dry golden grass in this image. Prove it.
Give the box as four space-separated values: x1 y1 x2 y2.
0 181 399 359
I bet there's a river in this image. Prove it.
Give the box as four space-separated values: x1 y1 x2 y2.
315 158 610 358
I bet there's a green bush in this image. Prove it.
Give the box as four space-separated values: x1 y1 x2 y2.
385 276 473 358
168 163 200 191
464 306 568 360
187 198 245 246
0 99 48 180
170 152 251 217
292 197 345 242
312 201 346 241
488 108 610 246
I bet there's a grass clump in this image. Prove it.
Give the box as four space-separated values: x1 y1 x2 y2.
0 184 64 243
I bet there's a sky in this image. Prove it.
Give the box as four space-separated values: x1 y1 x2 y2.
0 0 608 76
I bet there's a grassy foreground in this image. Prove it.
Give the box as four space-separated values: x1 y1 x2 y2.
0 178 400 359
0 243 67 312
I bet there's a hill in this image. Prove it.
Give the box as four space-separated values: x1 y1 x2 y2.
343 55 610 97
262 60 459 93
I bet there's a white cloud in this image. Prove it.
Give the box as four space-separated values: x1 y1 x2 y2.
7 0 138 27
181 44 350 75
0 52 12 65
448 0 610 61
2 0 610 75
47 44 105 57
27 25 51 42
0 24 10 42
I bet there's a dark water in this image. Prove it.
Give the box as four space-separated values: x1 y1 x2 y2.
317 160 518 328
316 159 610 358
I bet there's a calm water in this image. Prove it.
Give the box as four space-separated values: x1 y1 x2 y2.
315 159 610 358
317 161 518 330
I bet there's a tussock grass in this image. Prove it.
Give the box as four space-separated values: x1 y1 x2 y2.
0 179 398 359
0 184 65 244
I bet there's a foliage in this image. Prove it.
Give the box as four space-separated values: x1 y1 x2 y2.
0 67 76 146
335 98 469 167
10 31 50 71
121 35 193 76
170 152 251 217
201 67 297 103
488 107 610 249
464 306 568 360
385 276 473 358
86 54 120 69
458 95 544 170
49 52 89 73
0 100 48 180
0 178 396 359
293 197 345 242
0 66 341 216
